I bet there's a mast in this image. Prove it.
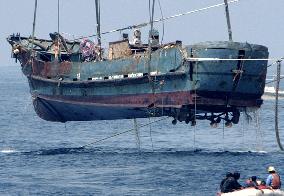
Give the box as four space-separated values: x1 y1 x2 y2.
31 0 38 53
224 0 233 41
57 0 61 60
57 0 60 35
147 0 156 72
95 0 102 59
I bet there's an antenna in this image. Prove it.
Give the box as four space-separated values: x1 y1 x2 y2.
224 0 233 41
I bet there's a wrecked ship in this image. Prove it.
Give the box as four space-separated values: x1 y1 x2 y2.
7 0 269 126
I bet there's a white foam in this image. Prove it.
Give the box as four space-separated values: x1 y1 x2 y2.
1 148 17 154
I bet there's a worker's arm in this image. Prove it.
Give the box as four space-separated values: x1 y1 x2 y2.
266 175 273 186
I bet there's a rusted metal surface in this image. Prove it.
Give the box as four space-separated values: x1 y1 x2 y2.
7 34 269 124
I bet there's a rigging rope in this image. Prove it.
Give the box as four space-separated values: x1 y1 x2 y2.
72 0 240 41
274 60 284 151
79 117 169 149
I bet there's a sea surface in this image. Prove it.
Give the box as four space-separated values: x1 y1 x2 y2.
0 66 284 196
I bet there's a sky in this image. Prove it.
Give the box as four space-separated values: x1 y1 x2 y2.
0 0 283 73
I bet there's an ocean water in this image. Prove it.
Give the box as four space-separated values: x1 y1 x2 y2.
0 66 284 195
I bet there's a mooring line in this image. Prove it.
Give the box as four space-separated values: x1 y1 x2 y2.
79 117 169 149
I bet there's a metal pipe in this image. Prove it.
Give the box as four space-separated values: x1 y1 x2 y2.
224 0 233 41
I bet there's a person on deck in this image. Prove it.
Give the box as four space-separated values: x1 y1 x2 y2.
221 172 243 193
266 166 281 189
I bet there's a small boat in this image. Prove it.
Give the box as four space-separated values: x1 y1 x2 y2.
221 188 284 196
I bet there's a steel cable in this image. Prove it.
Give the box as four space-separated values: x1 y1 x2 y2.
79 117 169 148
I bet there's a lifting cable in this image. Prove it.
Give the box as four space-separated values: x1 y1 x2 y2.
241 112 245 151
72 0 240 41
133 118 141 151
193 58 198 149
254 110 263 151
148 118 154 151
79 116 169 149
274 60 284 151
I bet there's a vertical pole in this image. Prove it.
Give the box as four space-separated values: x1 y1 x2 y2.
57 0 60 34
57 0 61 61
95 0 102 59
31 0 38 52
224 0 233 41
275 60 284 151
147 0 155 72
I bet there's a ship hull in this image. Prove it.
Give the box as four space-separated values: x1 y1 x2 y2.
7 35 269 123
29 74 263 122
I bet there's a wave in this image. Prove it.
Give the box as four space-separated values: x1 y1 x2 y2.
0 148 18 154
1 146 269 156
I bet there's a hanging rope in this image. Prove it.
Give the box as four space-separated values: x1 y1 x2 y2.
254 110 263 151
133 118 141 151
241 112 245 151
72 0 240 41
275 60 284 151
222 119 225 151
79 117 169 149
148 118 154 151
193 58 198 149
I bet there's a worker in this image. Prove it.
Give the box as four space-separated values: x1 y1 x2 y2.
220 172 233 191
149 29 160 47
245 176 258 188
221 172 243 193
131 29 142 45
258 180 268 190
266 166 281 189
